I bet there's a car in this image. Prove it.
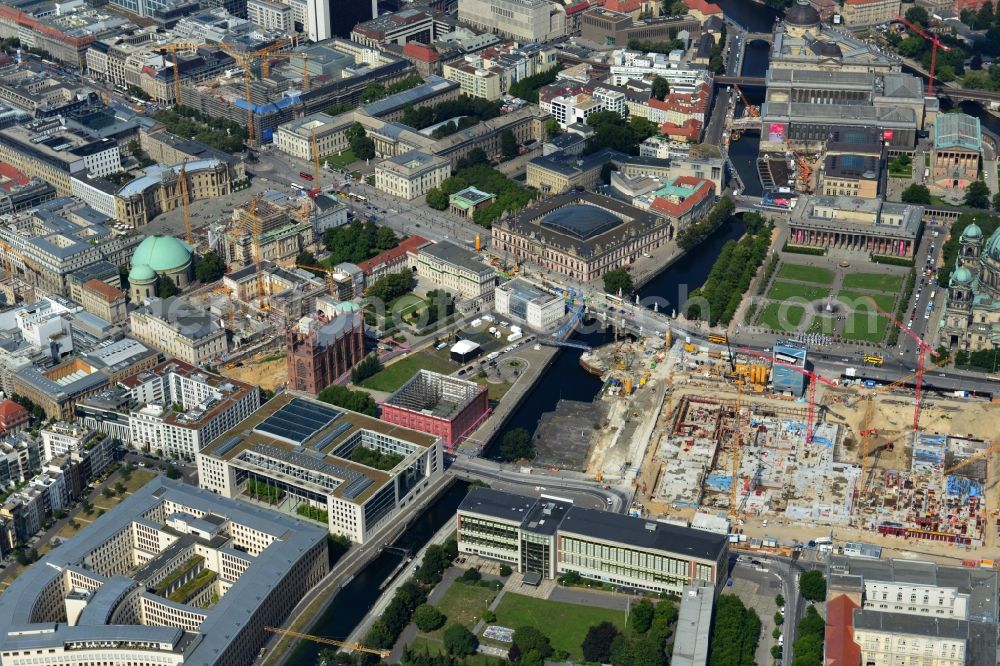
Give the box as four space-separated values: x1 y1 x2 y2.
606 497 613 504
726 578 734 587
778 634 783 645
779 607 785 614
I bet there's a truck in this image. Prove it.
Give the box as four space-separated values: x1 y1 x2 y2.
845 367 857 378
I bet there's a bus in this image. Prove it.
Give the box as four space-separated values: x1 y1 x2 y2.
290 183 305 192
299 171 313 181
708 334 728 345
863 355 884 367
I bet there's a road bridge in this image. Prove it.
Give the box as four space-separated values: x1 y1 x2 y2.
716 75 766 87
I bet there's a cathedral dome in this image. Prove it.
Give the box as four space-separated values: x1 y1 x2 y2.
952 266 973 285
786 0 820 27
986 228 1000 261
962 223 983 240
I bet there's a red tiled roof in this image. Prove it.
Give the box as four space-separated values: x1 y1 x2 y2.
539 82 586 103
602 0 643 12
0 400 28 421
83 278 125 302
403 42 439 62
651 178 713 218
825 595 861 666
566 1 592 14
358 235 430 274
0 163 29 188
684 0 722 14
659 118 703 142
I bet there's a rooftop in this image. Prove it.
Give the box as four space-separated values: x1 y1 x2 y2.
824 154 880 180
935 113 982 152
419 240 491 275
385 370 486 421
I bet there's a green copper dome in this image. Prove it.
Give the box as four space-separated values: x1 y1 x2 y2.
129 263 157 283
131 235 192 274
987 228 1000 261
952 266 973 285
962 223 983 240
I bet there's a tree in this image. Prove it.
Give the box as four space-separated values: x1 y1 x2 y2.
992 193 1000 211
295 250 317 268
582 622 620 663
114 481 126 495
412 604 446 632
905 6 929 26
458 567 482 583
652 76 670 101
317 385 377 416
901 183 932 205
500 129 518 161
603 268 634 296
800 569 827 602
194 251 226 282
442 624 477 657
165 464 182 480
498 427 533 462
426 187 448 210
346 122 375 160
374 226 397 251
629 598 655 634
156 274 178 299
513 626 553 658
775 594 785 607
499 564 512 576
102 487 114 499
366 270 415 302
351 353 383 384
543 118 560 139
964 180 991 209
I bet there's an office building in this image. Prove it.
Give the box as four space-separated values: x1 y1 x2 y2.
40 421 115 478
821 154 880 199
122 360 260 461
458 0 566 43
248 0 293 32
442 43 559 101
129 297 227 366
374 150 451 201
608 50 711 92
788 196 922 259
457 488 728 594
286 305 365 394
0 122 121 196
492 191 673 282
494 278 565 330
580 7 699 48
412 240 496 303
382 370 489 453
0 477 328 666
350 8 450 48
671 585 714 666
771 339 807 396
840 0 901 26
930 113 981 191
197 392 444 543
939 224 1000 353
79 279 127 325
358 235 431 283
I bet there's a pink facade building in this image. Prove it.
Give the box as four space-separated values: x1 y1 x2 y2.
381 370 489 453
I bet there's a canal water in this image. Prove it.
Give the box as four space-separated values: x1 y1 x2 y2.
713 0 780 31
290 480 470 665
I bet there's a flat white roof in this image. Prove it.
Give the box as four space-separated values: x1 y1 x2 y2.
451 339 480 354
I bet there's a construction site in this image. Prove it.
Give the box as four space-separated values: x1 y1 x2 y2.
578 330 1000 556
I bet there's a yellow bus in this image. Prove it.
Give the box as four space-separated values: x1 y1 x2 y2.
863 355 884 367
708 334 728 345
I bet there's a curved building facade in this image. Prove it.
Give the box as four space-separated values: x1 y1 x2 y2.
115 160 234 228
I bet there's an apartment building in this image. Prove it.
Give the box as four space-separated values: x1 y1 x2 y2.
351 8 449 48
79 279 127 325
248 0 293 32
458 488 729 594
840 0 901 26
442 43 559 100
129 297 228 366
608 49 711 92
374 150 450 200
197 392 445 543
412 240 496 302
458 0 566 42
0 122 121 195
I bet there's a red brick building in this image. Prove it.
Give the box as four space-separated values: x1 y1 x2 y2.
286 309 365 394
0 400 29 436
381 370 489 453
357 235 429 285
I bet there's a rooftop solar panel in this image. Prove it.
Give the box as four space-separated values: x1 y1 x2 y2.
311 422 353 451
215 435 243 456
253 398 341 444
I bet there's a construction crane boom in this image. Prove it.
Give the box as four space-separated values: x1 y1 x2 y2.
728 381 744 518
311 129 322 189
941 441 1000 476
896 15 952 96
151 42 200 106
264 627 390 658
296 263 335 296
179 158 192 244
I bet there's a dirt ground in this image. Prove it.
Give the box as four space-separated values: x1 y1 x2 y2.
221 357 287 391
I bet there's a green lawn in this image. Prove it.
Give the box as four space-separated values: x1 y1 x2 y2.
490 593 627 660
484 382 512 402
841 273 904 292
756 302 805 331
409 636 498 665
842 313 889 342
359 350 456 392
806 316 836 334
767 281 831 302
837 291 895 313
777 263 834 285
429 581 498 637
325 149 357 168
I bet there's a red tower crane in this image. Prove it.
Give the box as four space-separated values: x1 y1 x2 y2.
865 298 939 433
896 14 952 96
739 348 836 443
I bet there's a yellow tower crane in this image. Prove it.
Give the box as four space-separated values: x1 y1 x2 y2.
264 627 390 658
259 51 314 90
941 441 1000 477
311 128 322 185
296 263 336 296
152 42 200 106
728 381 744 519
178 158 193 244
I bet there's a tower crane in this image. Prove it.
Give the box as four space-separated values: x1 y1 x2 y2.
310 128 322 197
896 14 953 96
865 297 939 433
941 441 1000 477
259 51 314 90
151 42 200 106
728 380 745 518
264 627 390 658
296 263 336 296
733 85 759 118
216 45 258 145
178 158 193 244
739 347 836 443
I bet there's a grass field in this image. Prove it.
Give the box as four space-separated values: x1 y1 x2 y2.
325 149 357 168
842 313 889 342
359 351 456 392
837 291 895 313
806 316 835 334
756 303 805 331
841 273 904 292
767 281 831 302
776 263 834 285
490 593 627 659
409 636 498 665
427 581 498 638
484 382 512 402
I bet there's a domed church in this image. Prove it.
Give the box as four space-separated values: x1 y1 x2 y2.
128 235 194 302
939 224 1000 352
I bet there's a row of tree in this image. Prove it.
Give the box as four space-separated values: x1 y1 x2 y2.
507 66 563 103
685 212 772 326
585 111 660 156
359 76 424 104
708 595 761 666
323 219 398 265
316 384 377 416
401 96 503 131
151 106 247 154
350 353 383 384
791 605 825 666
675 197 735 250
425 155 535 228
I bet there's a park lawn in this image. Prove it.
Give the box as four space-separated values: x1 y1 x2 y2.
360 350 456 392
408 637 498 666
756 302 805 331
842 313 889 342
889 166 912 178
777 263 834 285
484 382 512 402
491 593 627 660
325 149 357 168
426 580 499 638
767 281 831 302
837 291 895 313
841 273 904 292
806 316 836 334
